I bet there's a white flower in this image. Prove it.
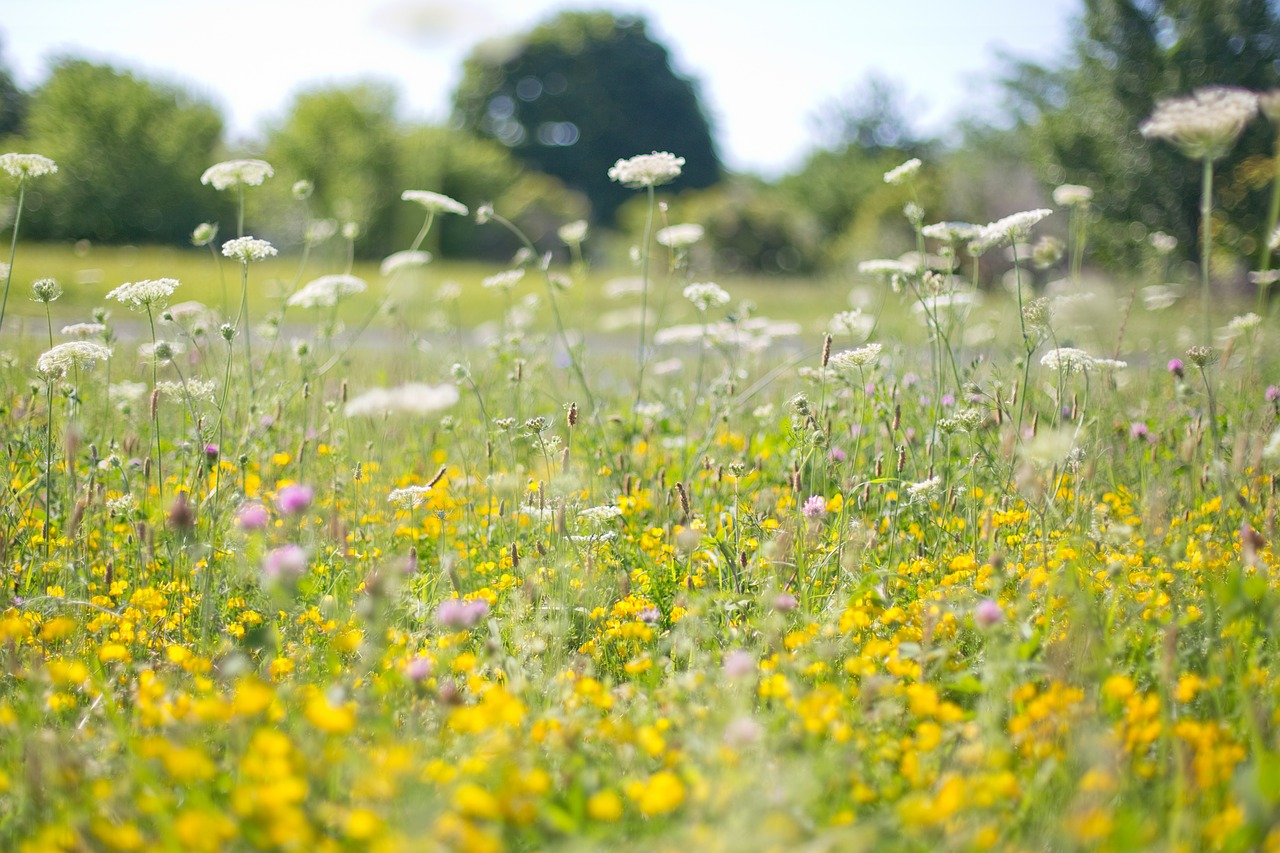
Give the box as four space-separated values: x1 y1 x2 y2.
1052 184 1094 206
36 341 111 378
922 222 982 243
558 220 589 245
607 151 685 188
829 343 882 371
389 485 432 509
157 378 217 402
482 269 525 291
906 476 942 505
221 236 277 263
969 209 1053 254
858 258 915 277
106 278 179 310
656 223 705 248
1228 312 1262 336
305 219 339 243
109 381 147 403
683 282 730 311
380 250 433 277
829 309 874 339
191 223 218 246
61 322 107 339
653 324 706 345
1140 86 1259 160
0 153 57 179
1140 284 1179 310
1149 231 1178 254
106 494 136 516
883 158 921 185
578 505 623 523
287 274 367 308
344 382 460 417
1040 347 1095 374
200 158 274 190
401 190 469 216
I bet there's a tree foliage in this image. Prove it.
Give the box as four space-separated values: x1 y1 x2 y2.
1009 0 1280 264
452 11 721 224
0 38 27 139
19 59 224 244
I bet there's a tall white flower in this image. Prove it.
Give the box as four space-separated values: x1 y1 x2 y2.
0 153 57 179
683 282 730 311
36 341 111 378
969 209 1053 255
106 278 179 310
221 236 277 263
344 383 460 417
656 223 705 248
1040 347 1095 374
380 250 433 277
287 274 367 308
482 269 525 291
883 158 922 185
1140 86 1258 160
829 343 882 371
1052 184 1094 206
608 152 684 188
558 220 589 245
401 190 469 216
200 159 274 190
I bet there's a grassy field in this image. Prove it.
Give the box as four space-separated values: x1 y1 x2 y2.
3 159 1280 852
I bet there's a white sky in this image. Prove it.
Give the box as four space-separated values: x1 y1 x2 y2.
2 0 1081 177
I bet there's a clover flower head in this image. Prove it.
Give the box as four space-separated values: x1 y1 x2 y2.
801 495 827 518
436 597 489 629
262 544 308 583
200 158 274 190
683 282 730 311
401 190 469 216
1140 86 1258 160
608 151 685 188
221 236 277 264
0 153 57 179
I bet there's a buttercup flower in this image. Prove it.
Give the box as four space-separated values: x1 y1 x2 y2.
200 159 274 190
608 151 685 188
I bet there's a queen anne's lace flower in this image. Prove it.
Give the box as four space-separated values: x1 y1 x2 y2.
1040 347 1095 373
683 282 730 311
1140 86 1258 160
200 159 274 190
401 190 469 216
0 153 57 179
483 269 525 291
388 485 432 509
106 278 179 310
579 505 623 523
380 250 432 277
344 383 460 417
883 158 922 185
608 152 685 188
221 236 277 263
558 220 589 245
829 343 882 371
287 274 367 308
1052 184 1094 206
656 224 705 248
36 341 111 378
922 222 982 243
970 209 1054 254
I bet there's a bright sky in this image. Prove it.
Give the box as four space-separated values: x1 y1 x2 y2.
3 0 1081 177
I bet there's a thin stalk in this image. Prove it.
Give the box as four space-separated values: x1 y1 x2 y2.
631 185 657 434
0 180 27 336
1200 156 1214 345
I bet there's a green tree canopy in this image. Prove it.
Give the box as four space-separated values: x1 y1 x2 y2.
452 10 722 224
1009 0 1280 264
0 38 27 139
19 58 224 244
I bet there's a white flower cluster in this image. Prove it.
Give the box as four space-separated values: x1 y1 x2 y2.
380 250 433 277
36 341 111 378
200 159 274 190
157 378 218 402
388 485 432 510
1040 347 1097 374
906 476 942 505
1140 86 1258 160
683 282 730 311
829 309 874 339
1052 184 1094 206
401 190 469 216
578 505 623 523
883 158 921 185
287 274 367 308
607 151 685 188
558 220 589 245
969 209 1054 255
829 343 882 371
61 322 107 339
221 236 277 263
482 269 525 291
344 382 460 417
1227 312 1262 336
0 152 57 179
922 221 982 243
106 278 179 309
656 223 704 248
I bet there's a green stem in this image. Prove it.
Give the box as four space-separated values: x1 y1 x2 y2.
0 180 27 336
631 185 657 435
1200 156 1214 345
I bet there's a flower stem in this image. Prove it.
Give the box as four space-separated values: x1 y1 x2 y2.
0 180 27 337
1200 156 1214 345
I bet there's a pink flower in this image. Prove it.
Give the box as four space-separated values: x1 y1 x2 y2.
722 649 756 679
275 484 313 516
829 447 847 463
436 598 489 629
772 592 798 612
974 598 1003 628
1129 421 1150 441
1168 358 1184 379
1267 385 1279 403
801 495 827 518
235 502 269 531
404 655 433 682
263 544 308 583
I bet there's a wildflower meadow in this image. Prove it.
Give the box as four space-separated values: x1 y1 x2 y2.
6 85 1280 853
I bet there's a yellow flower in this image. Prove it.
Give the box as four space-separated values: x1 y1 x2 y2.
304 693 356 735
626 770 685 816
453 782 501 821
587 790 624 822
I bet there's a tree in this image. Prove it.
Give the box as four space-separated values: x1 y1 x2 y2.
1008 0 1280 264
0 38 27 139
452 10 722 224
20 58 224 244
263 82 403 257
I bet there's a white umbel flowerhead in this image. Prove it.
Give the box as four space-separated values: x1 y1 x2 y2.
1040 347 1095 374
969 209 1053 255
657 223 705 248
36 341 111 379
1052 184 1094 206
0 153 58 179
287 274 367 308
883 158 922 185
379 250 433 277
829 343 883 371
401 190 469 216
1140 86 1258 160
558 220 589 245
608 151 685 188
221 236 277 263
344 382 460 417
106 278 179 310
683 282 730 311
200 159 274 190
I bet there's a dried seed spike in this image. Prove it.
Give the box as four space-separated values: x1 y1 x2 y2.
1031 411 1039 437
896 446 906 474
499 498 506 518
675 481 691 516
510 541 519 569
892 404 901 432
341 379 348 402
303 381 310 400
149 389 159 419
567 402 578 427
427 465 448 489
821 333 832 367
875 457 883 478
624 473 633 496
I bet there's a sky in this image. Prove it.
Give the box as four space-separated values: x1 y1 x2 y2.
3 0 1082 177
